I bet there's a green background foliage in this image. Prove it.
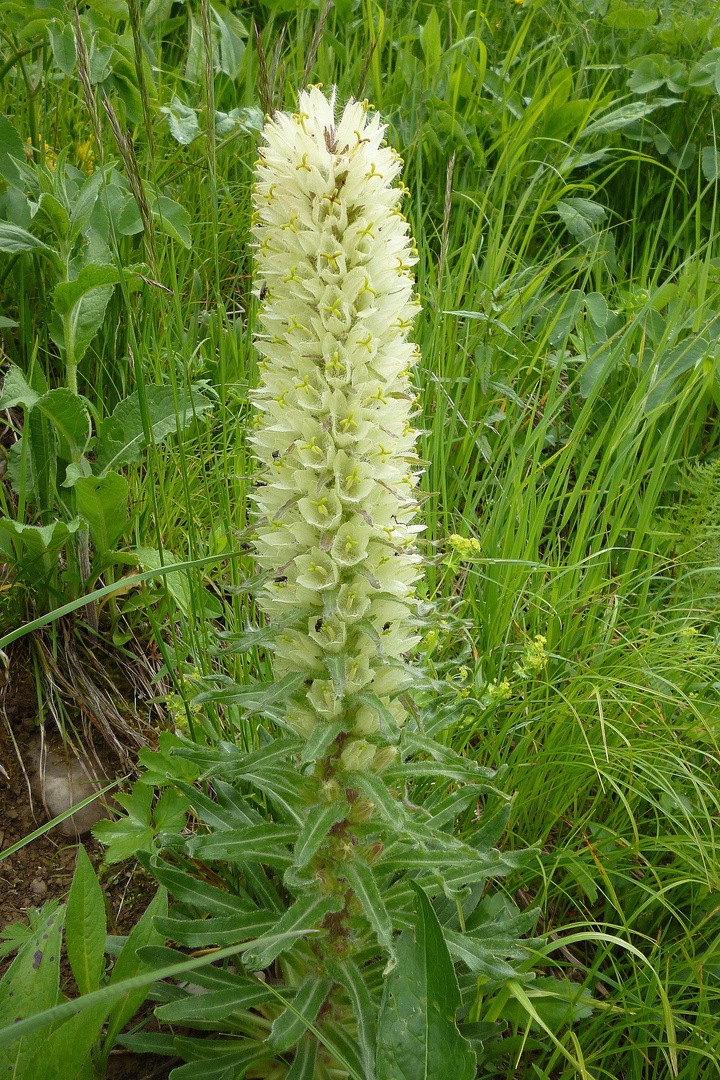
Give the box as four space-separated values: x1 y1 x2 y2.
1 0 720 1076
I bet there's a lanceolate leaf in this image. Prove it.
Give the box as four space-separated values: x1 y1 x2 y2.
153 912 276 948
342 857 394 962
103 886 168 1054
326 959 377 1077
65 845 106 996
155 981 281 1023
267 975 332 1051
186 822 298 867
143 853 257 916
294 802 348 869
376 883 475 1080
285 1033 318 1079
243 893 343 970
0 222 62 269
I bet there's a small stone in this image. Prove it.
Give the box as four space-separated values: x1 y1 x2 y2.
30 879 47 896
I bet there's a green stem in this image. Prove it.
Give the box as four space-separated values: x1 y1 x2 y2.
63 311 77 394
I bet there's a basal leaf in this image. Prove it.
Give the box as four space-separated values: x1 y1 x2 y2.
33 387 91 461
0 902 65 1078
376 883 475 1080
66 845 106 996
103 886 168 1053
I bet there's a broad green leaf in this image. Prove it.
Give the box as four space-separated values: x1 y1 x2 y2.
585 291 609 328
34 387 91 461
103 886 168 1053
94 384 214 474
213 8 246 78
91 816 155 863
27 406 56 515
0 222 61 268
419 7 442 77
153 195 192 248
268 975 331 1051
86 0 128 17
376 883 475 1080
51 282 114 364
215 105 263 137
604 5 657 29
153 788 189 831
0 366 39 410
137 732 204 787
626 55 666 94
47 21 76 76
21 1002 108 1080
0 902 65 1078
294 802 348 869
52 263 122 316
68 170 108 242
0 517 84 581
186 822 298 866
66 845 106 996
702 145 720 181
35 191 69 240
0 113 24 185
159 98 201 145
88 42 113 84
73 472 130 556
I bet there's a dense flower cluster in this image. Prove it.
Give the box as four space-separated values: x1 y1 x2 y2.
251 87 423 770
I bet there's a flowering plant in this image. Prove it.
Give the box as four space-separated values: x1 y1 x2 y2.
113 89 538 1080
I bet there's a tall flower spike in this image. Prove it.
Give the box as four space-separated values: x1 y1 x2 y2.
251 87 423 770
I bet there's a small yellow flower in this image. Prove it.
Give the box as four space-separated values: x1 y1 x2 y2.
76 139 95 174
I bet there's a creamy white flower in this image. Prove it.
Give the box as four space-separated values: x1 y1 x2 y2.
251 87 423 770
